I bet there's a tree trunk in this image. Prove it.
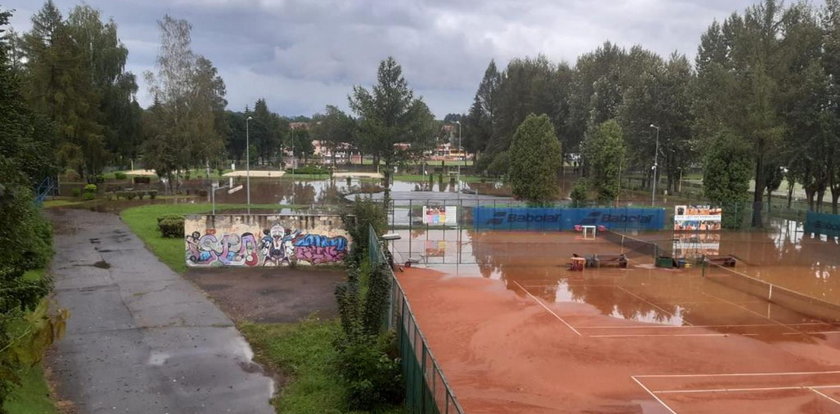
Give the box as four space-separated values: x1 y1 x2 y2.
832 189 839 215
786 180 794 209
752 154 765 228
817 188 825 213
767 189 772 215
382 161 392 210
806 188 815 211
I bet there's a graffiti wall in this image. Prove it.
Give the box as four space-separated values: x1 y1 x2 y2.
184 214 350 267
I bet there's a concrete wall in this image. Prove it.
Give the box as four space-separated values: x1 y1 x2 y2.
185 214 349 267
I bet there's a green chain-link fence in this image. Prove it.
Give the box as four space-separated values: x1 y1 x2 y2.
369 224 465 414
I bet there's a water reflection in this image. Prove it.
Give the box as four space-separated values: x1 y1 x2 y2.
394 221 840 336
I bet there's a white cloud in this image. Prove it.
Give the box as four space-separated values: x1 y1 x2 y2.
5 0 761 117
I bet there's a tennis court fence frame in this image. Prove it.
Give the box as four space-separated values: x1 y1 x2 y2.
702 262 840 322
369 224 465 414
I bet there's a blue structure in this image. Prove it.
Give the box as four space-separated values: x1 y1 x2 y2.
473 207 666 231
804 211 840 238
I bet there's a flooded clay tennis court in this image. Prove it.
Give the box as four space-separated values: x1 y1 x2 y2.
390 223 840 413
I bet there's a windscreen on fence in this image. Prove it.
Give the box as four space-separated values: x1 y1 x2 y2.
472 207 665 231
369 224 465 414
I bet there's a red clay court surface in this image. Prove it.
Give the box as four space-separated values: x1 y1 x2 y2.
392 228 840 413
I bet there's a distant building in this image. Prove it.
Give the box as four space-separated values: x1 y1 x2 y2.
289 122 310 130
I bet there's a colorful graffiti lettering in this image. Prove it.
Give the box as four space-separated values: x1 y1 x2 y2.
293 234 349 264
186 231 260 266
186 224 348 267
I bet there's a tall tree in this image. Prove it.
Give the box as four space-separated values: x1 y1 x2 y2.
22 1 104 179
65 5 141 167
703 132 753 228
508 113 562 204
695 0 789 227
349 57 434 204
144 15 227 190
581 120 626 203
310 105 356 167
463 60 500 157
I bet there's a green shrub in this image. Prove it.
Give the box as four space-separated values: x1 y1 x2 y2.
333 262 403 411
157 215 184 238
71 188 81 198
114 172 127 180
341 197 387 263
81 184 97 200
148 190 158 199
570 180 588 207
290 165 329 175
486 151 510 177
334 332 402 411
137 191 145 200
125 192 136 200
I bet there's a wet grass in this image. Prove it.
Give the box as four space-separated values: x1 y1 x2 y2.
239 319 402 414
120 203 282 273
42 199 84 208
3 363 57 414
393 174 484 183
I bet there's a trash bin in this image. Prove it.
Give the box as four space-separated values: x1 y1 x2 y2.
655 256 674 268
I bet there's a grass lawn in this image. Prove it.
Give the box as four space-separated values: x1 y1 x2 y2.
42 199 83 208
120 203 285 273
3 363 57 414
240 319 402 414
393 174 484 183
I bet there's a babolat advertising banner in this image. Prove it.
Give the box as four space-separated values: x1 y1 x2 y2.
472 207 666 231
805 211 840 238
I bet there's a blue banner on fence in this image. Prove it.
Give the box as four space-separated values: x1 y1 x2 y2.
472 207 666 231
804 211 840 238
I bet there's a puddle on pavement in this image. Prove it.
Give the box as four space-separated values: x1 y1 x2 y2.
93 260 111 269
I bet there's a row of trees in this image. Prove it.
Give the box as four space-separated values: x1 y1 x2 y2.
461 0 840 223
0 7 60 407
11 0 142 179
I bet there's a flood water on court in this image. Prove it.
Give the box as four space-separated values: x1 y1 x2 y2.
391 218 840 327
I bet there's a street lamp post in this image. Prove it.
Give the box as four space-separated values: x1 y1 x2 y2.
455 120 462 192
649 124 660 206
246 116 253 214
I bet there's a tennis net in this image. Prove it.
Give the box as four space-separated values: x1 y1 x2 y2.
702 262 840 322
600 230 661 259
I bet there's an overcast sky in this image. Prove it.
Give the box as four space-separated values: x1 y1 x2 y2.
5 0 762 118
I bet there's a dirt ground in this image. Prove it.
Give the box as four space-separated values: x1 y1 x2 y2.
393 230 840 414
185 266 345 323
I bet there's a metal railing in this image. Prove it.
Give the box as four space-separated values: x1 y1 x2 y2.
369 224 465 414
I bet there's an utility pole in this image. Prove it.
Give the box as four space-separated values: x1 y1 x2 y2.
649 124 660 206
246 116 253 214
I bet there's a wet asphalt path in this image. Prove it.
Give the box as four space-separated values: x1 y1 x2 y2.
46 209 274 414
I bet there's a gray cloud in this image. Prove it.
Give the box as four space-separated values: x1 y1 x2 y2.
5 0 761 117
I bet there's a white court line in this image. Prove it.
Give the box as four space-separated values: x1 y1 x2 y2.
635 370 840 378
512 281 582 336
699 291 803 335
654 384 840 395
590 333 758 338
631 376 678 414
579 322 829 330
811 388 840 406
783 331 840 335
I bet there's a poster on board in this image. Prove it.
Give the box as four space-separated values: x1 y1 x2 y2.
423 206 457 226
672 233 720 259
673 205 722 231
